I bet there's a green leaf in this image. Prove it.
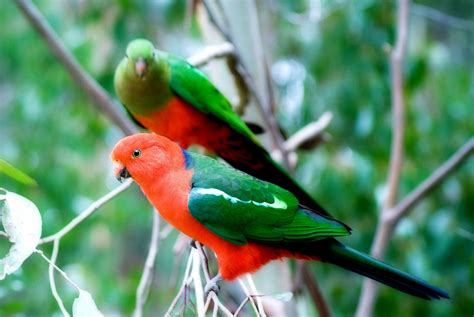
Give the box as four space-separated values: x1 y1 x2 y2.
0 159 37 186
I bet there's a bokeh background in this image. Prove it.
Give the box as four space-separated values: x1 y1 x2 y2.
0 0 473 316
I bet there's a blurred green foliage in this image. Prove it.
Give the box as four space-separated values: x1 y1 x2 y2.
0 0 472 316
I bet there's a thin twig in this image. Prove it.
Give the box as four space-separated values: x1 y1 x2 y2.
15 0 138 135
246 274 266 316
356 1 409 316
133 212 161 317
43 240 70 317
195 242 211 282
233 297 250 316
388 137 474 223
282 112 333 152
191 248 206 316
238 278 261 316
36 248 81 292
411 3 474 32
165 250 195 316
202 0 289 159
39 179 134 244
209 292 233 317
301 264 332 317
188 42 234 67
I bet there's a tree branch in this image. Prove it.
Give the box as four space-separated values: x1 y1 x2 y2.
356 1 410 316
133 212 161 317
202 0 289 165
45 240 70 317
187 42 234 67
14 0 138 135
389 137 474 223
301 264 332 317
411 3 474 32
39 179 134 244
282 112 332 153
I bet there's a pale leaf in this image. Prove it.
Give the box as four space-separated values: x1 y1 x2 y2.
0 189 42 279
72 290 104 317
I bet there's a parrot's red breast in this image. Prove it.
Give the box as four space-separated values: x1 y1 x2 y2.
134 97 265 170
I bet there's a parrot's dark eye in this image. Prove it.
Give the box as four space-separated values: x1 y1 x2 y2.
132 149 141 158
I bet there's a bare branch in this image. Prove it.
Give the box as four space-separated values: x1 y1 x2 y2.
202 0 289 162
44 240 70 317
411 3 474 32
14 0 138 135
191 249 206 315
39 179 134 244
133 212 161 317
384 0 409 215
188 42 234 67
301 264 332 317
165 250 195 316
282 112 332 152
356 1 410 316
389 137 474 223
246 274 266 316
238 278 262 316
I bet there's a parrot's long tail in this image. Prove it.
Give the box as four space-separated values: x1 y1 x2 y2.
319 241 449 300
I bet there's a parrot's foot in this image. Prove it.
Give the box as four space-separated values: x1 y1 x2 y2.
204 274 222 297
189 239 197 248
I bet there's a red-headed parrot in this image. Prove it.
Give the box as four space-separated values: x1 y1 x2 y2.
111 133 448 300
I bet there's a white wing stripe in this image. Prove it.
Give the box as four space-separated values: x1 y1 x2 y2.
195 187 287 210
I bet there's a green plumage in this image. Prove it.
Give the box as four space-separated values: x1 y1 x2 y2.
186 152 350 245
183 150 448 300
168 57 260 144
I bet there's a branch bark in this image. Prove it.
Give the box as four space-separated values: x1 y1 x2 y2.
202 0 289 167
39 179 134 244
389 137 474 223
356 1 410 316
133 212 161 317
15 0 138 135
187 42 234 67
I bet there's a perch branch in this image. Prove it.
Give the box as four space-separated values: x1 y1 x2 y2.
301 264 332 317
39 179 134 244
188 42 234 67
133 212 161 317
389 137 474 223
238 278 263 316
356 1 410 316
44 240 70 317
202 0 289 165
411 3 474 31
283 112 332 152
15 0 138 135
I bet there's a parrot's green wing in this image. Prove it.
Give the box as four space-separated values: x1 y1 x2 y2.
167 55 262 146
186 152 350 246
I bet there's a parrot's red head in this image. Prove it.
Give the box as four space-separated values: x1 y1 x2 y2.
110 133 184 185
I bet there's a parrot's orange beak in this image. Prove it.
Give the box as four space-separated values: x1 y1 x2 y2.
113 161 130 182
135 58 147 79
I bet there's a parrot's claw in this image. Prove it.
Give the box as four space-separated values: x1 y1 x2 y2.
204 274 222 297
189 239 197 249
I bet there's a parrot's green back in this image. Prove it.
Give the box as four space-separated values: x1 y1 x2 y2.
182 149 448 300
185 151 350 246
